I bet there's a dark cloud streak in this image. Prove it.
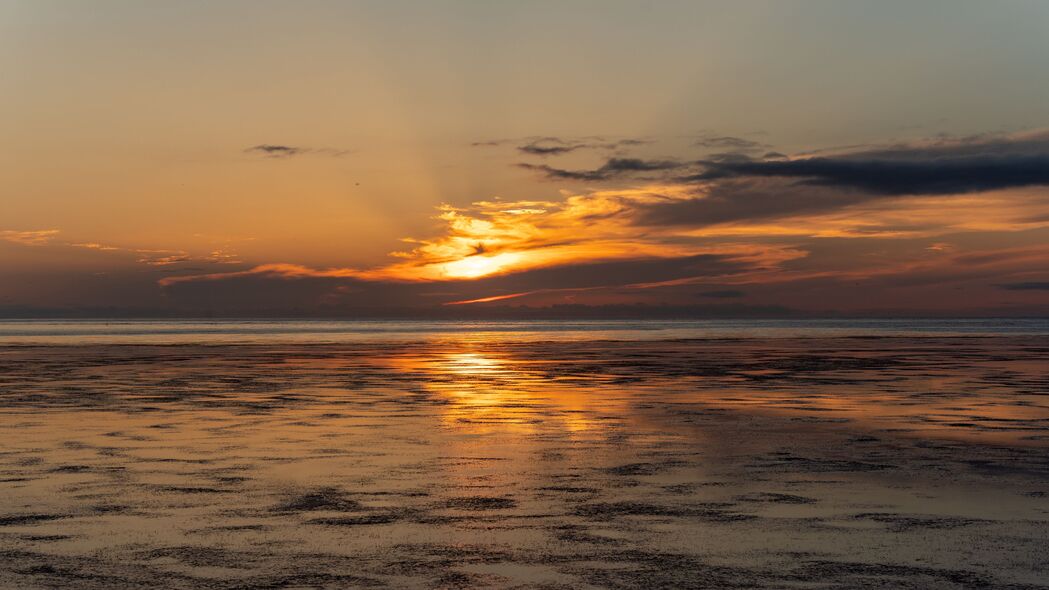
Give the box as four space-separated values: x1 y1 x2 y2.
519 157 685 181
642 131 1049 226
245 144 349 158
690 154 1049 196
998 281 1049 291
693 135 767 153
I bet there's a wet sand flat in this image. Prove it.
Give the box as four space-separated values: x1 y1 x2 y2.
0 336 1047 589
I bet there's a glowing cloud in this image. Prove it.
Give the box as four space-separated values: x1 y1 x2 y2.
1 229 60 246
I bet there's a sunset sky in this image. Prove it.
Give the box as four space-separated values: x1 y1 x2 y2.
3 1 1049 316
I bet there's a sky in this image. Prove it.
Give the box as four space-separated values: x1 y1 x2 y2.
3 0 1049 317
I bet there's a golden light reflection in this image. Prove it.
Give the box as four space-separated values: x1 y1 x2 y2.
388 345 630 436
441 352 507 375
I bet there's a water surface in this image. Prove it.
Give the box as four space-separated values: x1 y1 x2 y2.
0 326 1047 588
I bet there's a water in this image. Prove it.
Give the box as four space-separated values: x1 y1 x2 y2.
1 336 1047 587
1 318 1047 344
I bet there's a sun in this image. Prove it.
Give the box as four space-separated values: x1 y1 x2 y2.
439 252 523 279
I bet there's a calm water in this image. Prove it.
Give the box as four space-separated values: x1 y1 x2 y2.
1 336 1047 587
1 318 1047 344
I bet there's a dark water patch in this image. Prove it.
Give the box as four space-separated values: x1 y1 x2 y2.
849 512 986 532
791 560 996 588
149 485 234 494
273 487 362 513
393 542 514 564
735 492 817 504
48 464 93 473
752 454 895 473
231 571 387 589
431 570 501 589
964 458 1049 477
88 504 130 515
443 496 517 510
12 533 75 542
0 548 184 589
538 485 600 494
603 461 684 476
309 512 405 526
212 475 251 484
574 502 752 522
0 514 71 526
560 550 751 589
190 523 270 533
138 545 258 569
550 524 624 546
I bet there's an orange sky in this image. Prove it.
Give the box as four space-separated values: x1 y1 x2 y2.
2 2 1049 316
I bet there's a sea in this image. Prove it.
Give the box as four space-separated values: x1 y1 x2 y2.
0 317 1047 344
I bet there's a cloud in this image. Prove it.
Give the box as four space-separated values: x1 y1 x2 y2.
159 182 806 306
152 128 1049 316
998 281 1049 291
693 135 768 153
245 144 349 158
445 291 537 305
1 229 60 246
516 137 651 157
246 144 303 157
71 242 119 251
472 136 651 156
691 154 1049 195
697 289 744 298
686 129 1049 195
519 158 686 181
159 253 755 313
641 130 1049 227
66 241 243 267
518 141 581 156
158 263 363 287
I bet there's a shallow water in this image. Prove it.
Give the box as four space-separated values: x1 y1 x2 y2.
0 335 1047 588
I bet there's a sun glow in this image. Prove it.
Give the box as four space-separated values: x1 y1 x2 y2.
438 252 523 279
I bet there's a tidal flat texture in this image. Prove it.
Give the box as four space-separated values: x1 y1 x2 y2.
0 337 1047 589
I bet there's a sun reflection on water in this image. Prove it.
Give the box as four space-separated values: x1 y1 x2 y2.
440 352 508 376
385 345 626 436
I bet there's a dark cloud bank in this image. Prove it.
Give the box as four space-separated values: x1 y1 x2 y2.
641 131 1049 226
0 252 789 318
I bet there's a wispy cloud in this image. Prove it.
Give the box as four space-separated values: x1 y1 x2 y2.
65 241 244 267
472 136 650 157
1 229 60 246
519 158 686 181
697 289 744 299
158 263 363 287
693 134 768 153
245 144 350 158
998 281 1049 291
70 242 120 251
516 137 650 157
444 291 539 305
